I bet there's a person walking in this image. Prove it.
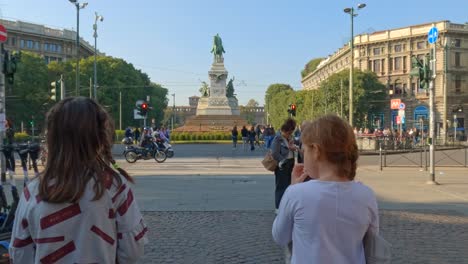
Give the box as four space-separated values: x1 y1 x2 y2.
2 118 16 185
134 127 141 144
272 115 379 264
248 126 256 151
241 125 248 152
231 126 238 150
270 118 297 212
10 97 148 263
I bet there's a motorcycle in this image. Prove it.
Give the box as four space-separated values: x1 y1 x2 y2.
122 137 167 163
154 134 174 158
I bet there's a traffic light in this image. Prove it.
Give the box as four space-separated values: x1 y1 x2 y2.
409 55 430 89
287 104 297 117
136 100 149 116
2 50 20 85
290 104 296 117
50 81 58 101
140 102 149 116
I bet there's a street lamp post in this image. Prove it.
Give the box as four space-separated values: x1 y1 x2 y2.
93 12 104 102
344 3 366 127
442 38 455 144
69 0 88 96
171 93 175 131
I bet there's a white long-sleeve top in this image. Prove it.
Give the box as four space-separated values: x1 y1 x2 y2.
9 168 148 264
272 180 379 264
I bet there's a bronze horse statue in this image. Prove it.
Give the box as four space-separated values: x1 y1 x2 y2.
211 34 225 58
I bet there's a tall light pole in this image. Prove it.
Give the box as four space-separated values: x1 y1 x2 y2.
69 0 88 96
344 3 366 127
171 93 175 131
93 12 104 102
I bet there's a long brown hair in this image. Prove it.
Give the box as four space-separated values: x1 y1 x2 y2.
301 115 358 180
39 97 133 203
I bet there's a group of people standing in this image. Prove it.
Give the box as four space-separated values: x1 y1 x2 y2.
231 124 278 151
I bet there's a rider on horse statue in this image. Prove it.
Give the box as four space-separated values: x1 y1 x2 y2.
211 34 225 62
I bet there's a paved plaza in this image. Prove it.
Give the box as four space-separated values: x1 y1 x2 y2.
113 144 468 264
9 144 468 263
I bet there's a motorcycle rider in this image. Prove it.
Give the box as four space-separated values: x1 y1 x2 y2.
140 128 154 157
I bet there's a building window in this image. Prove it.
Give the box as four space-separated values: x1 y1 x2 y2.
403 56 407 71
373 48 380 55
381 59 385 73
454 39 461 48
20 39 25 48
57 45 62 53
34 41 40 50
11 37 16 46
26 40 34 49
44 43 49 51
455 52 461 67
44 56 49 64
389 58 393 72
417 41 425 49
394 44 402 53
373 60 381 73
411 82 416 95
394 57 402 71
455 76 461 93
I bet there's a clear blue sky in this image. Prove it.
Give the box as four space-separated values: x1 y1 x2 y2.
1 0 467 106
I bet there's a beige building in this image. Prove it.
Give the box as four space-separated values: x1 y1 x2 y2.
302 21 468 139
1 18 95 63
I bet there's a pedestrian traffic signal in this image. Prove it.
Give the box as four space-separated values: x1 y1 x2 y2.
50 81 58 101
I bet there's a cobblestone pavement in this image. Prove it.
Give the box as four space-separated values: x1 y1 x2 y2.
139 211 284 264
139 210 468 264
380 210 468 264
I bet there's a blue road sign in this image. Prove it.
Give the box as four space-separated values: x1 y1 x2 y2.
428 27 438 44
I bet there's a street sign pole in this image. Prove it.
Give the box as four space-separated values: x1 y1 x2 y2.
427 25 438 185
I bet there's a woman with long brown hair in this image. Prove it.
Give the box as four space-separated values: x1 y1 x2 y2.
272 115 379 264
10 97 148 263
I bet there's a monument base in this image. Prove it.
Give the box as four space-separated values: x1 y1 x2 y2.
173 115 249 132
196 97 240 115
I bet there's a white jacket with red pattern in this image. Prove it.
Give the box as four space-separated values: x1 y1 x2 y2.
9 169 148 264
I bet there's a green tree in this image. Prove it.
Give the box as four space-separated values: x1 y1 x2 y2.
246 99 259 107
318 69 386 128
301 58 323 78
6 52 50 131
49 56 168 128
269 89 296 129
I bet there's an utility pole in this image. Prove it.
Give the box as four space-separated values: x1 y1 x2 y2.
427 25 438 185
119 91 122 130
0 44 5 183
171 93 175 131
89 77 92 98
60 74 65 100
340 79 343 118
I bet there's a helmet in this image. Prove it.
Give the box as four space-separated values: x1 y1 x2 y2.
122 137 133 145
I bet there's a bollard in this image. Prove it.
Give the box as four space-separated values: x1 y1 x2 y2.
425 145 428 171
384 146 387 168
420 146 423 168
465 147 468 168
379 143 383 171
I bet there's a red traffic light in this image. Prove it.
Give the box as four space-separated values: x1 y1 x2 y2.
141 103 148 109
291 104 296 110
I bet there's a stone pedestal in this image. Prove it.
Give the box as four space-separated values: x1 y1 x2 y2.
196 58 238 115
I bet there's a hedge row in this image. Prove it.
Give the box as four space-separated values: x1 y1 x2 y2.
171 132 233 141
